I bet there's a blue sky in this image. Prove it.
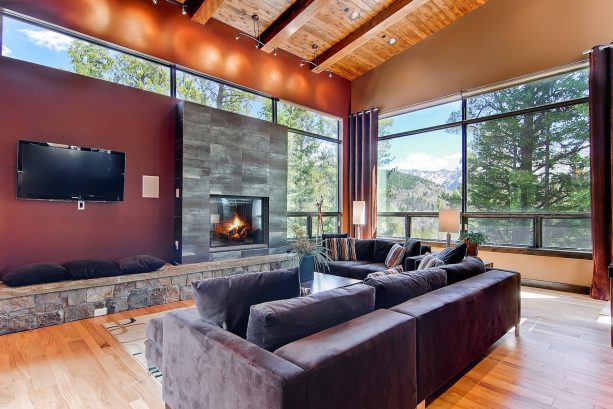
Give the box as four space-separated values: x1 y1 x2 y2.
2 17 74 70
380 101 463 172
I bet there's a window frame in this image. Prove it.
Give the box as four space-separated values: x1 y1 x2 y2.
377 67 592 258
282 100 343 238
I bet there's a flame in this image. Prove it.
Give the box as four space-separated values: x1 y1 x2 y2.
229 214 243 232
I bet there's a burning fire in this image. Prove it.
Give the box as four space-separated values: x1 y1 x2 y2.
229 215 243 232
214 213 250 241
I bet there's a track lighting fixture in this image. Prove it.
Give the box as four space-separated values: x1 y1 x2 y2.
182 5 187 15
300 44 334 78
234 15 278 56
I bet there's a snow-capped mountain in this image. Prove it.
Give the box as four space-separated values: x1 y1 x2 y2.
402 169 462 190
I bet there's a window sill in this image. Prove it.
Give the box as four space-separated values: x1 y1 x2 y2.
422 241 592 260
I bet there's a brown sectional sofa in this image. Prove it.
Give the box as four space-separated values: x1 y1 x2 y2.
152 260 521 409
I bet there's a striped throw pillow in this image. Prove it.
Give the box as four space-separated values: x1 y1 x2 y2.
338 238 357 261
325 238 340 261
385 243 406 268
418 254 445 270
366 265 404 279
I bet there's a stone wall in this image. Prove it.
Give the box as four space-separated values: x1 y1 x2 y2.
0 255 291 335
175 101 289 264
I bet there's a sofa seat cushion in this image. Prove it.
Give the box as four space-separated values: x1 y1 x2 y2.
1 263 71 287
63 260 122 279
326 260 370 278
349 263 389 280
441 256 486 284
115 255 166 275
247 284 375 351
364 268 447 309
192 268 300 338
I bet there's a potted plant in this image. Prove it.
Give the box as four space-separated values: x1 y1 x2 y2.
289 226 330 282
458 231 488 257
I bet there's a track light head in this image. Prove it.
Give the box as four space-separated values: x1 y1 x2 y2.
273 49 277 56
300 61 305 67
182 5 187 15
152 0 157 4
235 33 241 41
328 72 333 78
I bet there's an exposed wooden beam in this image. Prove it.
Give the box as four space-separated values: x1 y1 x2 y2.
311 0 429 73
260 0 329 53
188 0 225 25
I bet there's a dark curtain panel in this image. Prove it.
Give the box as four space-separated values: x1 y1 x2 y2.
349 109 379 239
589 46 612 301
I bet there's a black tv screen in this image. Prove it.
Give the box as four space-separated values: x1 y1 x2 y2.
17 140 125 201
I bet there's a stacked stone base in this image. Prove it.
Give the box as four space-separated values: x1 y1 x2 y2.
0 255 291 335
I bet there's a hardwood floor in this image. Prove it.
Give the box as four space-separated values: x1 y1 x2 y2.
0 288 609 409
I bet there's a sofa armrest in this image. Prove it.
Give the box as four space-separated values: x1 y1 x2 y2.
391 270 520 402
274 309 417 409
420 244 431 254
404 254 426 271
162 310 307 409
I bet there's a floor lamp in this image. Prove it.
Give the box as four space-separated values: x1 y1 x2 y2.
353 201 366 239
438 208 460 248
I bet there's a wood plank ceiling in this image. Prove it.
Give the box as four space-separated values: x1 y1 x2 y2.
183 0 489 80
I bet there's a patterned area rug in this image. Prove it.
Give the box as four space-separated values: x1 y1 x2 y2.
102 307 193 384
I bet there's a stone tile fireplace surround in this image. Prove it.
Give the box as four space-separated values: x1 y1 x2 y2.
174 101 289 264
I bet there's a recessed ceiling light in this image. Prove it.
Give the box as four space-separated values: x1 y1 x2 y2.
349 10 361 20
387 37 397 45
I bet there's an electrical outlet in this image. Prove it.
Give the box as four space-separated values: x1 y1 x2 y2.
94 307 108 317
77 200 85 210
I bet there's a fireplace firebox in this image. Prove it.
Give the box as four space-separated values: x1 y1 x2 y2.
210 195 268 251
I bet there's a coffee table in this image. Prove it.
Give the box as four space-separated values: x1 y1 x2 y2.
300 272 361 295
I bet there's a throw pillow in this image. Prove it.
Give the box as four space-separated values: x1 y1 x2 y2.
436 242 467 264
385 243 406 268
1 263 71 287
191 268 300 338
115 255 166 275
403 238 422 257
338 238 357 261
324 238 340 261
366 265 403 279
63 260 122 279
246 284 375 351
418 254 445 270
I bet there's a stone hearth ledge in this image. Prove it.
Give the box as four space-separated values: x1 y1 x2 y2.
0 254 292 335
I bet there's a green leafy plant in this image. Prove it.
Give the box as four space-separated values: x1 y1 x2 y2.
458 231 488 246
289 225 331 272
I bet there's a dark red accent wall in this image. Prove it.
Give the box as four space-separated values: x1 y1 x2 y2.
0 58 176 270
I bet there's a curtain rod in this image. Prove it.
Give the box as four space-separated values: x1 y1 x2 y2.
583 43 613 55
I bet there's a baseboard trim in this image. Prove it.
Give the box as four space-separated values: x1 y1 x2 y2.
522 278 590 295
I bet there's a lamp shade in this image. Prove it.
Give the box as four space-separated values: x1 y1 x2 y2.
352 201 366 225
438 208 460 233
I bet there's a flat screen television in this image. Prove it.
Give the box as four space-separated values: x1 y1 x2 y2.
17 140 126 202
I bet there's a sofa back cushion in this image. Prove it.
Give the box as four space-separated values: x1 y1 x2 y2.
192 268 300 338
246 284 375 351
364 268 447 309
373 239 397 263
441 256 486 284
354 239 376 261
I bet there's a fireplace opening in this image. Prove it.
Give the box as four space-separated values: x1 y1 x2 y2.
210 196 268 250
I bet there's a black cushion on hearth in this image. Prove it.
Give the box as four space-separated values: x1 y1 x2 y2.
1 263 71 287
63 259 122 279
115 255 166 275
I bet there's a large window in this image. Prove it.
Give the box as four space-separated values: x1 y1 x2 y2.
281 102 341 238
2 16 171 95
176 70 272 121
378 68 591 253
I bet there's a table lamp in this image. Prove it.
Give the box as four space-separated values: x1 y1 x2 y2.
352 201 366 239
438 208 460 247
